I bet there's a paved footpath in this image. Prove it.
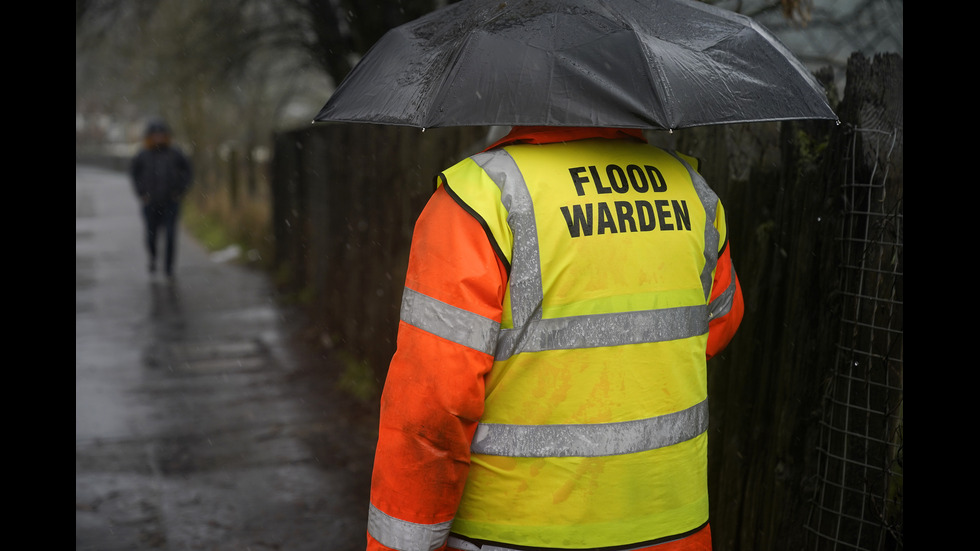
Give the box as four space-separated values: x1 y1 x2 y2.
76 164 378 551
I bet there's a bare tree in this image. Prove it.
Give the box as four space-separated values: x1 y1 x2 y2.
76 0 900 171
76 0 451 143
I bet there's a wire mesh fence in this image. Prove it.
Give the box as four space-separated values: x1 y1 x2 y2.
805 125 903 550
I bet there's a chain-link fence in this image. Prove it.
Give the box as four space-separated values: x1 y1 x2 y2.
805 125 903 550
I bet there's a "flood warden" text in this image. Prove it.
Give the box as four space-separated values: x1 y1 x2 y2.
559 164 691 238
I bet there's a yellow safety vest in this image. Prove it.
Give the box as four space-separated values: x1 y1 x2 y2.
439 139 727 549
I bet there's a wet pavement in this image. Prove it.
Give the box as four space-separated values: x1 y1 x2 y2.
76 164 378 551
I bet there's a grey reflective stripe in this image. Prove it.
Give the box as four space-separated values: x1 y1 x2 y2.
400 287 500 355
471 399 707 457
447 534 691 551
446 537 483 551
669 152 719 301
447 535 700 551
447 539 519 551
368 503 452 551
494 305 708 361
708 266 738 321
471 150 543 328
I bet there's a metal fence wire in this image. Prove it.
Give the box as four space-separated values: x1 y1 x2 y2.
805 126 903 550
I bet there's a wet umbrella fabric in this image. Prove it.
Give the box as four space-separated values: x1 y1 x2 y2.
314 0 837 130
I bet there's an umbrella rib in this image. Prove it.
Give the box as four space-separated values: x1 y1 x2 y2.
421 0 521 127
423 30 484 127
593 0 676 129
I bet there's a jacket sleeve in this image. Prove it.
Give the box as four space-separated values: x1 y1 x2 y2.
705 201 744 360
367 186 507 551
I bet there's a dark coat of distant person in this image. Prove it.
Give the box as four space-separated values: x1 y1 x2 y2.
130 120 192 206
130 119 192 278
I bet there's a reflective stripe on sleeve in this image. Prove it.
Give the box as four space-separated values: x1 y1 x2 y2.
400 287 500 355
708 266 737 321
471 399 708 457
494 304 708 361
368 503 453 551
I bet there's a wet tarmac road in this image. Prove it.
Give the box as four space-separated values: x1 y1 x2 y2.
76 164 378 551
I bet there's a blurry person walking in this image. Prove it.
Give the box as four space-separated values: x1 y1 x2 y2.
130 119 193 280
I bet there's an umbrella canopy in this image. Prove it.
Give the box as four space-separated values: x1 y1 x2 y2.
314 0 838 130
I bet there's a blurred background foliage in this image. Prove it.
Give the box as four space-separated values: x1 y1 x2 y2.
75 0 902 156
75 0 901 263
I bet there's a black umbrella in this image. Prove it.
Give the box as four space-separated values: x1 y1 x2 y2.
314 0 837 130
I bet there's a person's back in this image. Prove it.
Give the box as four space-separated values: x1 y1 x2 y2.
367 127 742 551
131 120 191 206
132 146 191 206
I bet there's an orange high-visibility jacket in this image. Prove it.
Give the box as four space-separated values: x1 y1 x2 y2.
367 127 743 551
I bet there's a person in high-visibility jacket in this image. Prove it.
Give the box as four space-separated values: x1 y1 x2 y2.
367 126 744 551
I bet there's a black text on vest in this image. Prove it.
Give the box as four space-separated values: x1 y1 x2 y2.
561 164 691 238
